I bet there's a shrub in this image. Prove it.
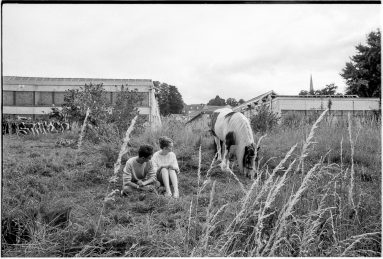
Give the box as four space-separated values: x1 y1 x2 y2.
250 104 279 133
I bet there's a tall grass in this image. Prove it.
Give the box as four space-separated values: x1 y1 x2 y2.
2 112 380 257
77 107 90 150
189 110 381 257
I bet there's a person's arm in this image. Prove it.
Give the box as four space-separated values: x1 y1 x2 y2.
123 163 139 189
169 153 180 174
142 161 156 186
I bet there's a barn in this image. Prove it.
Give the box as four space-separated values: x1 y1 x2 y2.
233 90 380 121
2 76 162 128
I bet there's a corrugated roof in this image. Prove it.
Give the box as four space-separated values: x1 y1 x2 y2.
186 105 232 124
3 76 153 86
275 94 359 98
233 90 277 111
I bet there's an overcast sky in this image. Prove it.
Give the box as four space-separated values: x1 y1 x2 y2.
3 4 381 104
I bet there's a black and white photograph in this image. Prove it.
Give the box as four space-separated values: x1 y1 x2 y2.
1 2 381 257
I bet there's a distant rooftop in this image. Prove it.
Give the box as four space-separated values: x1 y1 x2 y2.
3 76 153 86
274 94 360 98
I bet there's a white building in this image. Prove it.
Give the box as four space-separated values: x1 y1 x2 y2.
233 90 380 120
2 76 162 128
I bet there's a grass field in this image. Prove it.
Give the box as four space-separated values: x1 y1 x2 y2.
1 114 381 256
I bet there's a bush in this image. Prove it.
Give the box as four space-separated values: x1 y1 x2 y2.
250 105 279 133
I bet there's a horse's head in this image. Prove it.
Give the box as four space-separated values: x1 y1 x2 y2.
243 143 260 179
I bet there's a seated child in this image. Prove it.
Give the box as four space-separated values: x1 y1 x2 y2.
152 137 180 198
122 144 160 195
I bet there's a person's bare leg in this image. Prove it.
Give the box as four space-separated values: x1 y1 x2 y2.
169 170 179 198
161 168 172 196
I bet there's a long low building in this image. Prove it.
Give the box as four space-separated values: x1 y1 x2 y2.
2 76 161 128
233 90 380 120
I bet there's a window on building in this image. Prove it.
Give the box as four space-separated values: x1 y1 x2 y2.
15 91 34 106
2 91 14 106
36 92 53 106
54 92 66 105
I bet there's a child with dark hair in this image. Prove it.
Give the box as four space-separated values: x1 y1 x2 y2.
152 137 180 198
122 144 160 195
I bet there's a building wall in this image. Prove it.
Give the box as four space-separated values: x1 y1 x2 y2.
239 95 379 120
274 97 380 115
2 76 161 127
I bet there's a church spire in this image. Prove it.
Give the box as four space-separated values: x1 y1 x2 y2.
309 74 314 94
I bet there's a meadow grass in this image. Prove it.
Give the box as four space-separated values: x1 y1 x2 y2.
1 114 381 257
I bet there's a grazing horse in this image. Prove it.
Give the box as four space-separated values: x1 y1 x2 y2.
210 108 257 178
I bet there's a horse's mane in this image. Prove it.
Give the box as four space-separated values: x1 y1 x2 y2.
229 113 254 146
224 111 237 120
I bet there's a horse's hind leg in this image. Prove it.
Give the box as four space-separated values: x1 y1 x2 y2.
220 142 227 170
214 137 222 161
220 142 232 171
221 132 235 170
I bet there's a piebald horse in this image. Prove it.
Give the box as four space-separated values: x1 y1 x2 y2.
210 108 257 178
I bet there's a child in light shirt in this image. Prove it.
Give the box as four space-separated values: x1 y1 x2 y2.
152 137 180 198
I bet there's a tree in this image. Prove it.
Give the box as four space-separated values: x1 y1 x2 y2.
226 98 238 107
299 90 309 96
60 83 143 132
61 83 110 123
168 85 184 114
238 99 246 104
250 104 279 133
207 95 226 106
340 29 381 98
299 83 341 96
154 81 184 116
315 84 338 95
109 88 143 133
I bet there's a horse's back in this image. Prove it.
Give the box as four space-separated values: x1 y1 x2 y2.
212 108 234 139
213 108 253 143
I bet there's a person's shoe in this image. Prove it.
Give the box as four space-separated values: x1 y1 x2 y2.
173 192 179 199
164 192 172 198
